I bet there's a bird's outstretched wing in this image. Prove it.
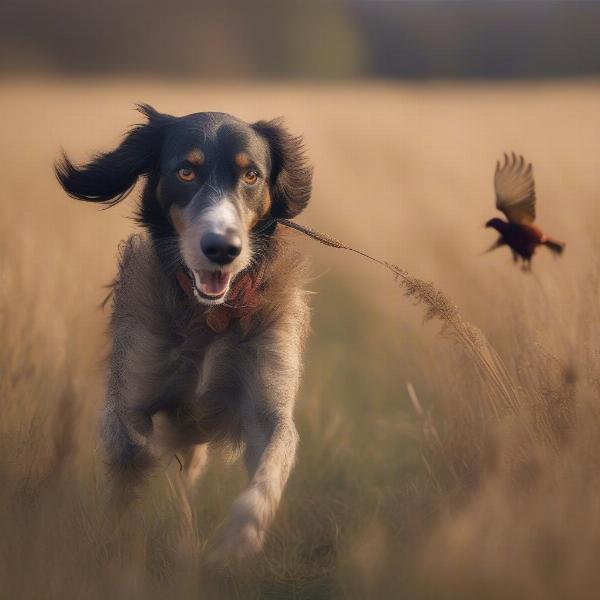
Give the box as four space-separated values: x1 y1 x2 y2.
494 152 536 224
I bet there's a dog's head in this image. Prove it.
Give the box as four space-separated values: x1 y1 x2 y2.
56 105 312 304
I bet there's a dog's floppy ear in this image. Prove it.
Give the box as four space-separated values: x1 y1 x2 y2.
252 118 313 219
55 104 171 206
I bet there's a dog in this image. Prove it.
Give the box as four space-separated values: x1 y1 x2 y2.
55 105 312 560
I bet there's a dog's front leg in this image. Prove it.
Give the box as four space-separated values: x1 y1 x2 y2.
213 318 305 561
102 321 186 510
218 414 299 560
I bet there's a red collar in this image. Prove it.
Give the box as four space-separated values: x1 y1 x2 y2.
175 268 263 333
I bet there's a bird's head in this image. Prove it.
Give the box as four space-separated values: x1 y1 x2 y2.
485 217 507 232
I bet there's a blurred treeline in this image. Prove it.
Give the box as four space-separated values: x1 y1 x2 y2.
2 0 600 79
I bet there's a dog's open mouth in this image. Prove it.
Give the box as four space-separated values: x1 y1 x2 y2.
191 269 232 302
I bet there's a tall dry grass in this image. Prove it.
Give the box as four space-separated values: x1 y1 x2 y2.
2 79 600 598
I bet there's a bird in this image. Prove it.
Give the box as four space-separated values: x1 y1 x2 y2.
485 152 565 270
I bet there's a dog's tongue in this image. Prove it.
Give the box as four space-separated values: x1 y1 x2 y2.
197 270 231 297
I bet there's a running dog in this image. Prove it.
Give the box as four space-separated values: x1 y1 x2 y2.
55 105 312 560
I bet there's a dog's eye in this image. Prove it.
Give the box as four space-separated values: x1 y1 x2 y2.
243 170 259 185
178 167 196 182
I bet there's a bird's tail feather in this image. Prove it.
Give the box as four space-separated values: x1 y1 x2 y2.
544 238 565 255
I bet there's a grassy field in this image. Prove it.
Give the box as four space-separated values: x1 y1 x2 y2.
2 78 600 599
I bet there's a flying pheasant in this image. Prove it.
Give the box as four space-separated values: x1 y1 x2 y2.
485 152 565 269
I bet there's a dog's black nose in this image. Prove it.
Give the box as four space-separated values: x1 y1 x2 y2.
200 232 242 265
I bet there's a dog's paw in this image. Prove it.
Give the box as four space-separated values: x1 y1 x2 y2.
209 522 263 566
208 489 266 565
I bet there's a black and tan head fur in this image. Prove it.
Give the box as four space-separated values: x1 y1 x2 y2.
55 104 312 304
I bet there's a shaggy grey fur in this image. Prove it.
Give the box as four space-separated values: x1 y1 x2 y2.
102 230 310 559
